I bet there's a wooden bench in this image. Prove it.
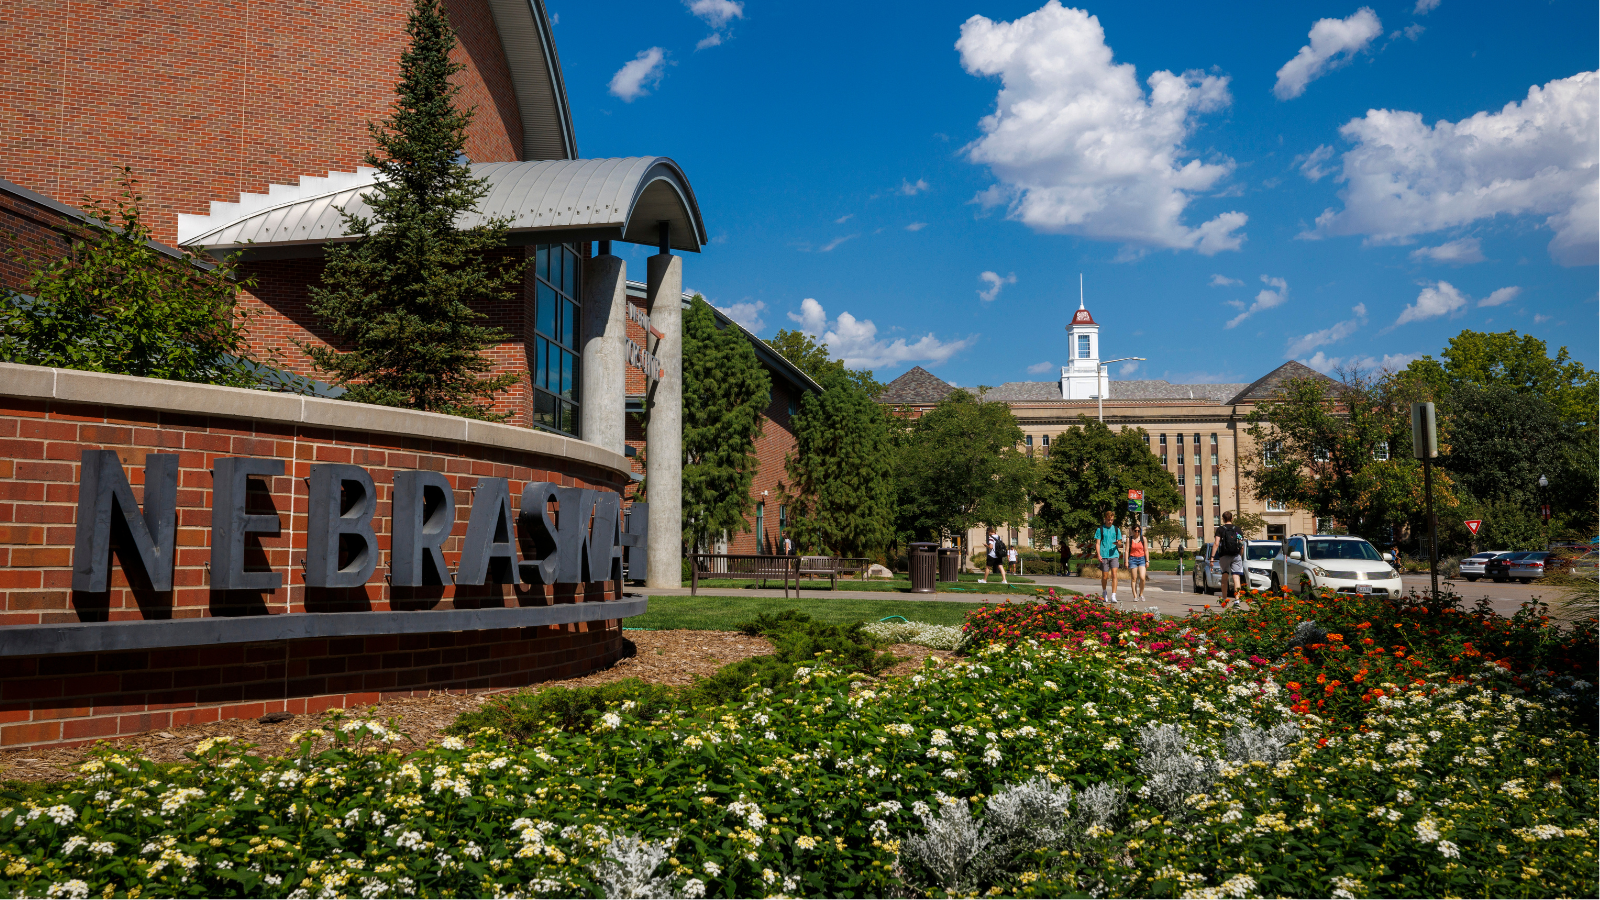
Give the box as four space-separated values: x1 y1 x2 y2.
689 554 802 598
798 556 874 588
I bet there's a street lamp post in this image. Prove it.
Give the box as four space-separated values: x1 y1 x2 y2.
1538 474 1549 549
1095 356 1146 422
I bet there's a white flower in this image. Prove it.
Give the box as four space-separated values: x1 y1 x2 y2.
46 880 89 899
1102 736 1123 751
681 878 706 898
600 712 623 730
703 861 722 877
885 723 914 738
1438 840 1460 858
440 736 465 750
983 746 1003 766
61 836 88 855
45 805 76 826
930 729 951 747
1414 817 1442 844
89 842 115 855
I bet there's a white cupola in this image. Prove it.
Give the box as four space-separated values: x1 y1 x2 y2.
1060 280 1109 401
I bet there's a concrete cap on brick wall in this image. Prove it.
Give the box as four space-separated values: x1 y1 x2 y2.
0 363 631 479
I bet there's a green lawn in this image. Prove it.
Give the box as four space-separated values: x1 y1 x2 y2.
684 573 1047 598
628 595 988 630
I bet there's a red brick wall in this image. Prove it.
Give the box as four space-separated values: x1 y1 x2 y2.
0 623 625 748
0 396 624 625
0 184 80 296
0 386 631 748
0 0 525 247
726 384 799 555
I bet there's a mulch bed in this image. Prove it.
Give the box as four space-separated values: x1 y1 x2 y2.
0 631 952 784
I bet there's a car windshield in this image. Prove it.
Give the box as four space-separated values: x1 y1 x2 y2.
1508 552 1536 560
1305 539 1383 562
1247 544 1282 560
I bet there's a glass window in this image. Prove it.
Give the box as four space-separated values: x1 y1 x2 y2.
532 243 583 436
1211 474 1219 486
1305 539 1383 562
1077 334 1090 358
1247 543 1281 561
1263 441 1281 467
1177 471 1185 486
1374 441 1390 461
755 501 765 552
1213 514 1221 526
1266 499 1287 512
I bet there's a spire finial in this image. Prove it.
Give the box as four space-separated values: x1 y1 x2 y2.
1079 273 1084 310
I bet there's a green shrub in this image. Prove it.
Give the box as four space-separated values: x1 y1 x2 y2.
733 609 813 636
684 656 796 706
448 678 680 740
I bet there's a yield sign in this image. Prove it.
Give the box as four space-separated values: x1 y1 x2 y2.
1464 519 1482 535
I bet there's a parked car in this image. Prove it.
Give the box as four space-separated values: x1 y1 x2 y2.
1484 551 1540 583
1459 551 1514 582
1274 534 1404 597
1191 541 1276 594
1508 551 1554 583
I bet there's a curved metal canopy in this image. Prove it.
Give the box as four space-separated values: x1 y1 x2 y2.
489 0 578 160
180 158 707 255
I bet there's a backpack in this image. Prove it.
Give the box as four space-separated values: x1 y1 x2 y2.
1219 525 1243 556
992 537 1006 558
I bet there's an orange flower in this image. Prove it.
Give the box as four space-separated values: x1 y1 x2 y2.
1286 681 1301 691
1316 673 1327 684
1327 634 1344 642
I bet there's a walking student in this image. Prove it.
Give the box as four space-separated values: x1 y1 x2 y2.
1211 510 1246 601
1007 543 1019 577
1127 524 1149 602
980 527 1009 585
1094 511 1122 602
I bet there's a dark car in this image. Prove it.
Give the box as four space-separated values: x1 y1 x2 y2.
1485 551 1547 583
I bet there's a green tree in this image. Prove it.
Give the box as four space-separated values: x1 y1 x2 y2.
1232 511 1268 539
0 169 257 385
1033 417 1182 551
894 390 1035 544
303 0 521 418
682 298 770 553
1404 330 1598 428
780 367 895 557
767 329 884 398
1146 517 1191 552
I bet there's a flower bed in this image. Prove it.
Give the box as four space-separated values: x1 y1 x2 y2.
1 595 1594 898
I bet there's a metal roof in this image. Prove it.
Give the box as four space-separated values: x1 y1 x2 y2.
179 158 707 255
487 0 578 161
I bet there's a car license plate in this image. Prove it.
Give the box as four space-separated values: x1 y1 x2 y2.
1356 584 1372 594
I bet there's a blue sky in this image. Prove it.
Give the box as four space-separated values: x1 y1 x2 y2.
547 0 1597 387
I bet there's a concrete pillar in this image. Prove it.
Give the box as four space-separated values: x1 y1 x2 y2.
579 251 627 455
645 251 683 589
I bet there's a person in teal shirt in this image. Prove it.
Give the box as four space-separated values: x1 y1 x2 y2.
1094 510 1123 602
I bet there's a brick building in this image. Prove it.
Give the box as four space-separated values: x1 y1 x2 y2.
879 301 1328 554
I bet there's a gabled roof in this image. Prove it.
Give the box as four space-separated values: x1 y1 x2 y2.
879 366 956 405
179 158 706 255
1225 360 1339 405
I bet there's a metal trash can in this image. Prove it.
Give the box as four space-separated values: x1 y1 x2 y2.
936 547 960 583
909 542 938 594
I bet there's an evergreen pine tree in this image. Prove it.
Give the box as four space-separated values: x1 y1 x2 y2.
303 0 521 418
682 298 771 552
781 367 896 557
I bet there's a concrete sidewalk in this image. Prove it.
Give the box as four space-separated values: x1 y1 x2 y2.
648 579 1219 619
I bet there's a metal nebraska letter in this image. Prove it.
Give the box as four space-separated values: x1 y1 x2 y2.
68 455 627 592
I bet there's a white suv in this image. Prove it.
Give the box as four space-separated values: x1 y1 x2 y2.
1273 535 1403 597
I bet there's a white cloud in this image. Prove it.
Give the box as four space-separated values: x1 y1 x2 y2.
1310 71 1599 266
1027 360 1055 374
956 1 1246 255
695 33 723 50
977 271 1017 302
1533 313 1552 324
1414 0 1441 13
1297 144 1336 181
1117 360 1141 376
1400 23 1425 40
834 214 854 224
787 298 975 369
715 300 767 331
1303 350 1423 373
897 178 930 196
686 0 743 28
1209 274 1243 287
1285 303 1368 357
1394 281 1467 326
609 48 667 102
1477 285 1521 307
818 235 857 252
1225 275 1289 328
1273 8 1383 101
1409 237 1485 265
905 222 928 231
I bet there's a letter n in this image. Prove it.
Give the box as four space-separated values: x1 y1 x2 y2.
72 450 178 592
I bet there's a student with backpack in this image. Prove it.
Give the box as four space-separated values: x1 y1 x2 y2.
980 526 1008 585
1211 510 1246 600
1094 510 1122 603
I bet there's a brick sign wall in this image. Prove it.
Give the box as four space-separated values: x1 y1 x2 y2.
0 363 641 749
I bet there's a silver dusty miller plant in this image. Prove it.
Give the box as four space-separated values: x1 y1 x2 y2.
586 833 704 899
1137 721 1304 819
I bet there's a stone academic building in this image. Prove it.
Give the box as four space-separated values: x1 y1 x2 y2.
880 300 1326 553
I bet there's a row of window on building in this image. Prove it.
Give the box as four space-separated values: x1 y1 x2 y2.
1154 432 1220 466
1023 434 1051 457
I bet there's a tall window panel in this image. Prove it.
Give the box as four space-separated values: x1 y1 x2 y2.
532 243 583 436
